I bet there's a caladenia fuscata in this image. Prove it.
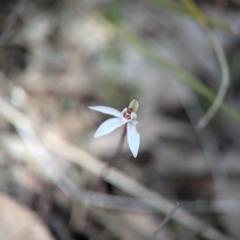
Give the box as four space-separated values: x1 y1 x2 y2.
89 99 140 158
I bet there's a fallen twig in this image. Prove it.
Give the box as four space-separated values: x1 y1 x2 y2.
149 202 180 240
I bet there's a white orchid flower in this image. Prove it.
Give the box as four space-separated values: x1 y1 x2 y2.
89 99 140 158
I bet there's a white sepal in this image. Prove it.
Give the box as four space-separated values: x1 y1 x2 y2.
93 118 124 138
127 122 140 158
88 106 122 118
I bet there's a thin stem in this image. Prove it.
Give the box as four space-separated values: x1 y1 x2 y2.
100 124 127 179
93 124 127 196
83 125 127 232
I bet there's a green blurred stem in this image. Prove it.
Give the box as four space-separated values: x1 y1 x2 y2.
180 0 208 25
180 0 229 128
152 0 234 31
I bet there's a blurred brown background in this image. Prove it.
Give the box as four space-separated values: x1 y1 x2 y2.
0 0 240 240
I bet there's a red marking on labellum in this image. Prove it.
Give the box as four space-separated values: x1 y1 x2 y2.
123 109 132 120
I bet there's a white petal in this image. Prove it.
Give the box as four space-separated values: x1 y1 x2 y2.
127 123 140 158
93 118 124 138
88 106 122 118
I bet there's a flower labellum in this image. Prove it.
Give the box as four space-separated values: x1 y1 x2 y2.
88 99 140 158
